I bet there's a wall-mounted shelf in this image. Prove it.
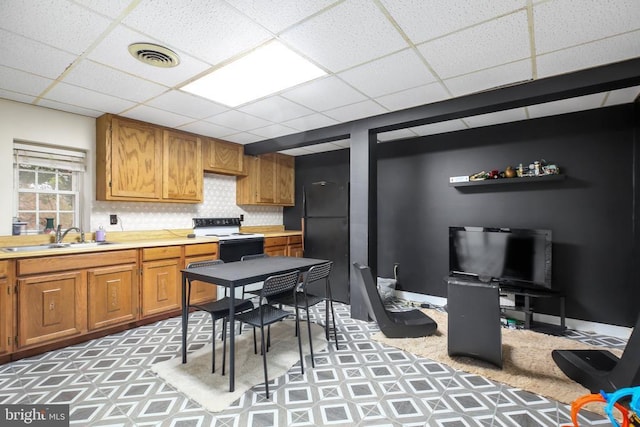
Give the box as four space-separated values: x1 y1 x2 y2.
449 174 565 188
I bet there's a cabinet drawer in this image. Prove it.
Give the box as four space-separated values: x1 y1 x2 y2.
184 243 218 257
287 235 302 245
17 250 138 276
264 237 287 248
142 246 181 261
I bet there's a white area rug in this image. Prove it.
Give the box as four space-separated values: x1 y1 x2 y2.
152 321 327 412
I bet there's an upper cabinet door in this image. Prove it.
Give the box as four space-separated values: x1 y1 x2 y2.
110 117 163 199
203 138 244 176
257 153 277 204
276 154 294 206
162 130 202 202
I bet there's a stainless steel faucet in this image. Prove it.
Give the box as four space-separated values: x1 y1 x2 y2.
56 225 83 243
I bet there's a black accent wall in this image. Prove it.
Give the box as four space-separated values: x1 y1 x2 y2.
285 103 640 327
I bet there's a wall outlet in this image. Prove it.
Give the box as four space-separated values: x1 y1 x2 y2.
110 214 118 225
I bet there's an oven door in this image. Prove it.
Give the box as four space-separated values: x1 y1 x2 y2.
218 237 264 262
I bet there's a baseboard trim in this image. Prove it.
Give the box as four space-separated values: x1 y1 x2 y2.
396 290 632 339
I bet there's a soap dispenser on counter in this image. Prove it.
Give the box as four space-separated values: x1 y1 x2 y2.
95 226 106 242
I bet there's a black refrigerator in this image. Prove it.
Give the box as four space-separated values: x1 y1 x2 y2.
303 181 350 304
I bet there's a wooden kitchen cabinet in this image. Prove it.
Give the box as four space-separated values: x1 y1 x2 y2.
184 243 218 305
87 264 138 331
236 153 294 206
0 261 14 356
163 130 203 202
264 236 288 257
141 246 181 317
203 137 244 176
287 235 303 257
96 114 203 203
17 271 86 348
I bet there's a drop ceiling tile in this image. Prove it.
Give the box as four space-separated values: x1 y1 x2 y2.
375 82 451 111
37 99 104 117
282 113 339 132
536 31 640 78
463 108 527 128
332 138 350 148
527 93 606 119
63 60 168 103
0 90 36 104
226 0 339 33
338 49 436 98
418 11 530 79
323 100 387 123
377 128 418 142
604 86 640 106
380 0 525 44
87 25 211 87
147 90 228 120
0 66 53 96
0 1 110 55
302 141 346 153
0 30 76 79
278 147 315 156
121 104 194 128
42 82 136 114
177 120 238 138
206 110 272 132
239 96 313 122
534 0 640 54
222 132 264 144
250 123 299 139
443 59 532 97
122 0 272 66
74 0 134 19
280 0 408 72
281 76 367 111
409 119 467 136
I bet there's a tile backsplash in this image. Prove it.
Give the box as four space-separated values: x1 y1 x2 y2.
91 174 282 232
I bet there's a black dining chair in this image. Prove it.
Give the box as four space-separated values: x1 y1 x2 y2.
234 270 303 399
185 260 254 374
268 261 339 369
240 253 269 298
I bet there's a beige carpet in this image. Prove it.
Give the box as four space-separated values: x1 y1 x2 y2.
371 309 623 405
152 321 327 412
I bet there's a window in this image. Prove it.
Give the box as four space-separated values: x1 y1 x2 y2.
13 142 86 235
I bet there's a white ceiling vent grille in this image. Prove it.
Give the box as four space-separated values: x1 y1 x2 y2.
128 43 180 68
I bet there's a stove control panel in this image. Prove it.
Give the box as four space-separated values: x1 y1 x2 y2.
193 217 241 228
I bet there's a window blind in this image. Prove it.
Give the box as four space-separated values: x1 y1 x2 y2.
13 142 86 172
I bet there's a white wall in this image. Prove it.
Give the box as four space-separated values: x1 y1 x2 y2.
0 99 282 236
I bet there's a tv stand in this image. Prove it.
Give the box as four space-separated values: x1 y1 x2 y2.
499 286 566 333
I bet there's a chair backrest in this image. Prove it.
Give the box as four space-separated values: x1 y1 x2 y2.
610 309 640 387
241 253 268 261
261 270 300 299
353 262 394 326
186 259 224 269
302 261 332 288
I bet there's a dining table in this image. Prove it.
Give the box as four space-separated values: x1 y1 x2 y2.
181 256 330 392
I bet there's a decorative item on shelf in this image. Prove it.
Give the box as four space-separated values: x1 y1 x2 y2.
517 163 524 177
504 166 516 178
469 170 489 181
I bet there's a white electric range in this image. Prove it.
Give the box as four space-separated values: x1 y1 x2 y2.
192 217 264 262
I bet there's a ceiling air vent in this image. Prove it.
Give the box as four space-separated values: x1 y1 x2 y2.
128 43 180 68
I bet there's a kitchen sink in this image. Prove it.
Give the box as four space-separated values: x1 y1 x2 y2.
1 241 116 252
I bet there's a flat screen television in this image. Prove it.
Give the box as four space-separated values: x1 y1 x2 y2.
449 226 552 290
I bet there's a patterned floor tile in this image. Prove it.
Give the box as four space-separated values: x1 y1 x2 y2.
0 300 625 426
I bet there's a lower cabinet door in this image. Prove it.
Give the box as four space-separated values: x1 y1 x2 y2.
185 255 218 305
142 258 180 317
18 271 86 348
87 264 139 330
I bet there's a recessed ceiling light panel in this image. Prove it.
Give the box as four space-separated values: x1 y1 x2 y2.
128 43 180 68
182 41 326 107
